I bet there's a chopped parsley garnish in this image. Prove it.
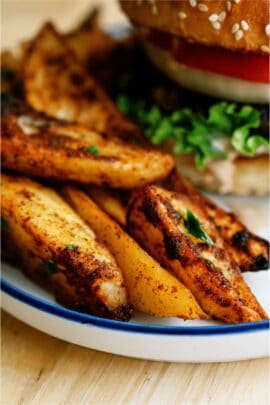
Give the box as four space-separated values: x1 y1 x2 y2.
184 210 214 246
41 260 58 274
117 95 269 169
1 216 9 229
86 145 99 156
64 244 78 251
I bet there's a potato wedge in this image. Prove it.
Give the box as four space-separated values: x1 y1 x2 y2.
1 9 134 95
166 171 270 272
63 186 206 319
24 23 145 144
66 5 101 39
0 8 99 94
67 27 118 65
88 187 128 227
1 173 131 320
1 95 174 188
127 185 268 323
66 20 137 92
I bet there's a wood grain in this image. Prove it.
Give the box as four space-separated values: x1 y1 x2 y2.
2 312 269 405
1 1 270 404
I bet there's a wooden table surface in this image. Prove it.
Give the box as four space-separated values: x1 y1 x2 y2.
2 312 269 405
1 1 269 404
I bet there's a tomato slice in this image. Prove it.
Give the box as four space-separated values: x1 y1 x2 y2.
147 29 269 84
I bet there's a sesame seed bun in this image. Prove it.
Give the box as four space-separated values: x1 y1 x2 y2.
119 0 270 54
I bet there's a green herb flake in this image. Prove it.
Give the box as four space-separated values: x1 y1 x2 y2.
41 260 58 274
1 216 9 230
117 94 133 115
86 145 99 156
184 210 214 246
64 244 78 251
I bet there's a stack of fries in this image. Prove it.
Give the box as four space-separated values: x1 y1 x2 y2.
1 11 269 324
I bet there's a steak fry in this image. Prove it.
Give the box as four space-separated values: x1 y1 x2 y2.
166 171 269 272
24 23 145 144
127 185 268 323
1 173 131 320
1 95 174 188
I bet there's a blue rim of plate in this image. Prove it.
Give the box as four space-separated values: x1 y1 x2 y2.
1 278 269 335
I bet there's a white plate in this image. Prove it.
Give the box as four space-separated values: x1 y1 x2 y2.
2 194 270 363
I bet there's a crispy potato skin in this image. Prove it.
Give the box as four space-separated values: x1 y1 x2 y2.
88 187 127 227
67 27 115 65
66 19 136 84
1 174 131 320
127 185 268 323
1 96 175 188
63 186 206 320
24 23 146 145
166 171 270 272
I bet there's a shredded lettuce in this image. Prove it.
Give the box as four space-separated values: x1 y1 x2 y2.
117 95 269 169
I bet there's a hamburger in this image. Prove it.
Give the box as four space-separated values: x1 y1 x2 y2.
119 0 270 195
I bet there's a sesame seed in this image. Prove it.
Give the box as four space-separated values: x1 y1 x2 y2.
189 0 197 8
219 11 226 22
209 14 219 22
232 23 240 34
189 0 196 7
234 0 241 4
265 24 270 37
226 1 232 11
178 11 187 20
241 20 249 31
235 29 243 41
198 3 208 12
261 45 270 53
212 21 221 30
